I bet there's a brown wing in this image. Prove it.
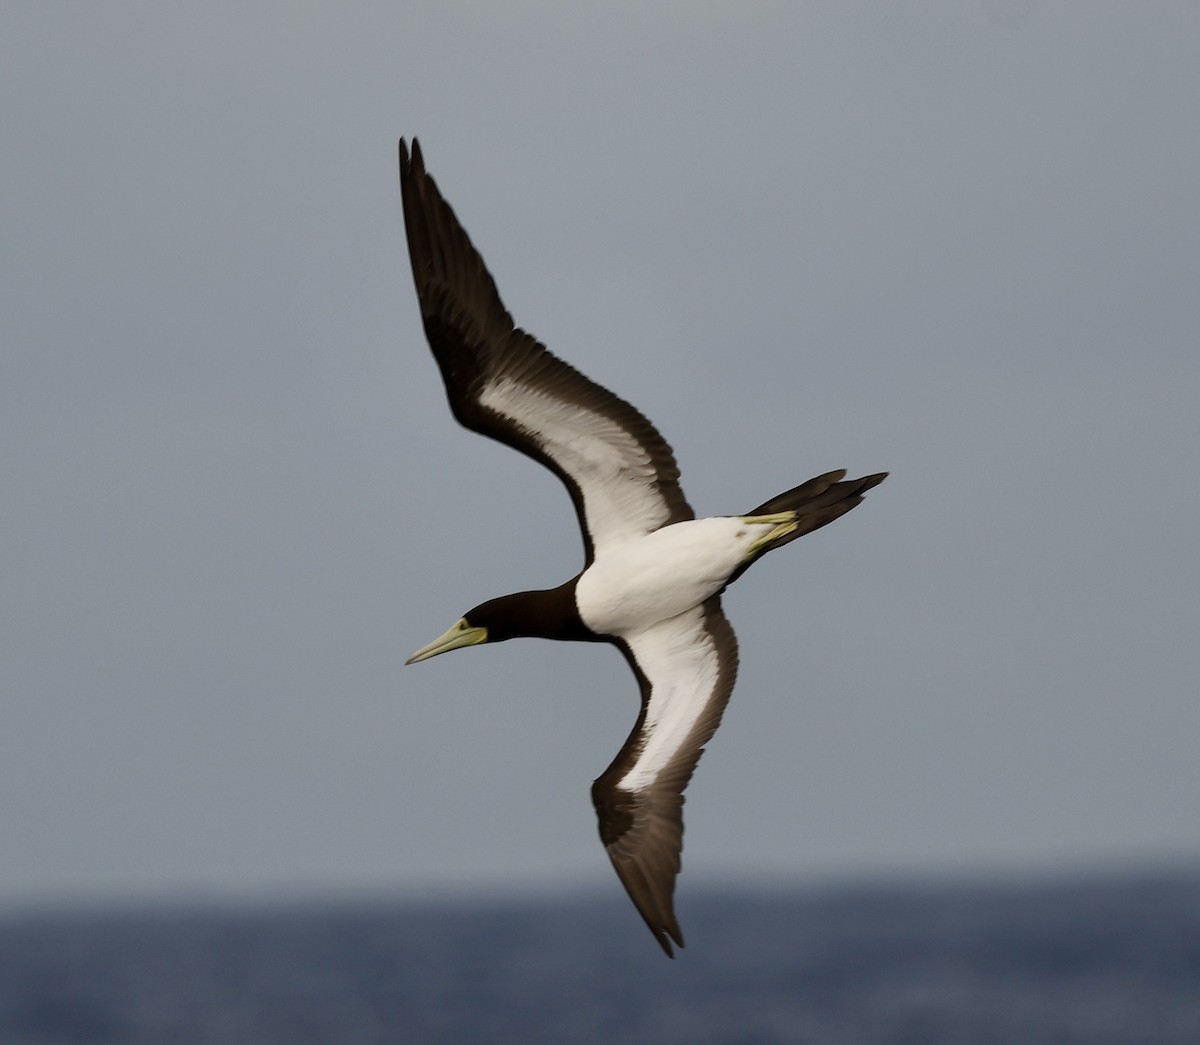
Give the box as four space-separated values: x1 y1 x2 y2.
591 597 739 956
398 138 693 564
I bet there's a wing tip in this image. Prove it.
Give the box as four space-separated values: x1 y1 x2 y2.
654 922 684 959
398 136 425 182
656 936 676 958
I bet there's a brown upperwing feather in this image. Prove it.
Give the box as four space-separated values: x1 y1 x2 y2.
398 139 692 563
591 597 739 957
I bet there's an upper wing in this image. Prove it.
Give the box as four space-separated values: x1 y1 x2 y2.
591 597 739 956
399 139 693 564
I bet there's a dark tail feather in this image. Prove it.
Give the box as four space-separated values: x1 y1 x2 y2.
747 469 888 552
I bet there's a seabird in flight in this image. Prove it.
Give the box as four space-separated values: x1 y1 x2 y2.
399 139 886 956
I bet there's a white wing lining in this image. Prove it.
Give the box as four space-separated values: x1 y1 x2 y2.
616 607 726 792
479 376 673 554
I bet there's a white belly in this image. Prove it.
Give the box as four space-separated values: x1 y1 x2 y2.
575 516 766 636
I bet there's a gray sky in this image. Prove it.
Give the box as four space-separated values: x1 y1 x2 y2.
3 3 1198 911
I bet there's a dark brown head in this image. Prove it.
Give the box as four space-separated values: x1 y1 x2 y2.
405 583 587 665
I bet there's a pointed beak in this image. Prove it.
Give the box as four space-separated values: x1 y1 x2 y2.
405 619 488 664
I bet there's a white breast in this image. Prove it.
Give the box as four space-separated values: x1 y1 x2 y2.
576 516 765 636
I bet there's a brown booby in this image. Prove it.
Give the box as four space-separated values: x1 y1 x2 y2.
399 139 886 957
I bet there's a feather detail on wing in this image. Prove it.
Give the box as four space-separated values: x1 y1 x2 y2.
591 597 739 956
399 139 693 563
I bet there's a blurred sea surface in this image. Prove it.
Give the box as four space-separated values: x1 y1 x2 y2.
2 869 1198 1044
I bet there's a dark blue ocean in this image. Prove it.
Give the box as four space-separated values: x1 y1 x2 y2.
3 870 1198 1044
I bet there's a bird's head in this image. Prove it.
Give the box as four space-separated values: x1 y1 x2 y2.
405 593 547 665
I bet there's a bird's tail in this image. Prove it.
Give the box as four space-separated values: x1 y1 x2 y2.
742 469 888 557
